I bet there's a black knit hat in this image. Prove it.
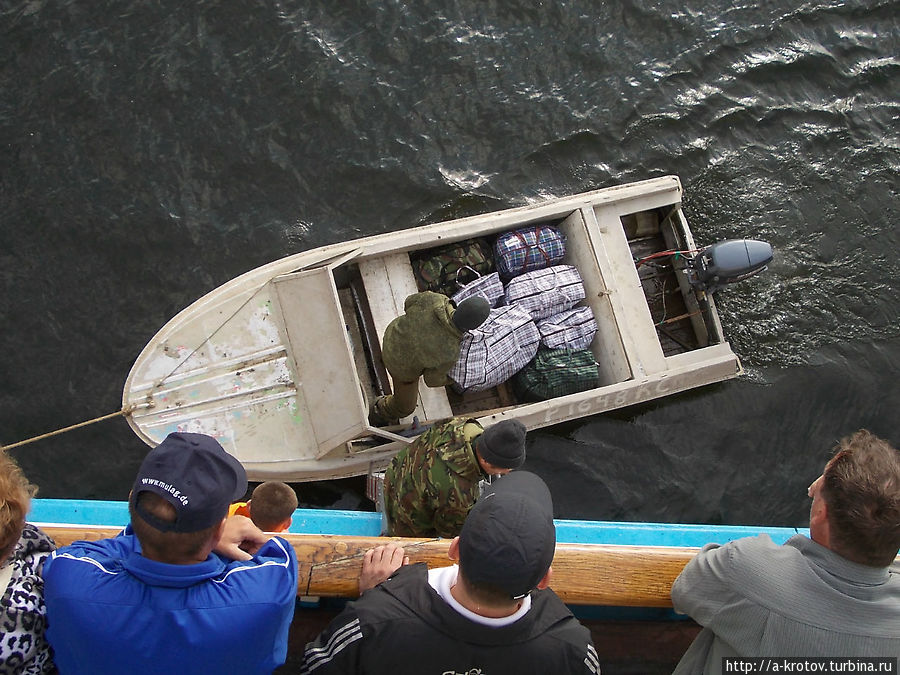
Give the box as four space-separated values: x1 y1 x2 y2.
476 419 526 469
130 432 247 533
451 296 490 331
459 471 556 598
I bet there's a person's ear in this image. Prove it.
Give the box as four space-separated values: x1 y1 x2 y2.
810 498 831 548
448 536 461 561
535 566 553 590
213 517 228 543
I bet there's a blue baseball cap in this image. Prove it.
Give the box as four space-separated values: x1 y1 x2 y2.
130 432 247 533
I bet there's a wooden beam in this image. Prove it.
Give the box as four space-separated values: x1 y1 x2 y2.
41 526 696 608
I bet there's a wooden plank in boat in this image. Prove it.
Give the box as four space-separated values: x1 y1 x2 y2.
559 208 632 386
662 210 711 348
273 268 368 455
589 208 668 378
338 287 375 400
358 253 454 422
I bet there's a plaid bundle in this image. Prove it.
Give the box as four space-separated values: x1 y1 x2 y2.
512 347 599 401
536 306 597 350
504 265 585 321
494 224 566 279
449 305 539 392
451 269 504 308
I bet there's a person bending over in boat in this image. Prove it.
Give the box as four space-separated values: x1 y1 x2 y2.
369 291 490 426
301 471 599 674
383 417 526 537
229 480 298 533
42 432 299 675
671 429 900 673
0 451 56 674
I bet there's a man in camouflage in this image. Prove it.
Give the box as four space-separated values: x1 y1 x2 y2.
369 292 490 426
383 418 527 537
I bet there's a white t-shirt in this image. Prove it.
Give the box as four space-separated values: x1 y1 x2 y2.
427 564 532 627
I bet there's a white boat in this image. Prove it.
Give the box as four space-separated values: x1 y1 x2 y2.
123 176 768 481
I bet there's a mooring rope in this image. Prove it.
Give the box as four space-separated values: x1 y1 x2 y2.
0 404 147 452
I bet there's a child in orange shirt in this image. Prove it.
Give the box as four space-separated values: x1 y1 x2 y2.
229 481 298 533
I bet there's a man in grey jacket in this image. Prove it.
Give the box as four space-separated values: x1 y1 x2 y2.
671 429 900 673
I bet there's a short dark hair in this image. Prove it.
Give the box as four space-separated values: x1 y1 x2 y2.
821 430 900 567
130 492 220 564
457 569 524 607
248 482 298 531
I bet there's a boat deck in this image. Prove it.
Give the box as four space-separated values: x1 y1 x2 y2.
339 198 728 425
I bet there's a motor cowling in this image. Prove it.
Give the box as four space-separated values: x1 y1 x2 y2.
687 239 773 292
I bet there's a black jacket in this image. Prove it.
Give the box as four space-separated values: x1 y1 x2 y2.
300 563 599 674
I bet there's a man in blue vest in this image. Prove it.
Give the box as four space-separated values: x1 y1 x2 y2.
43 432 298 674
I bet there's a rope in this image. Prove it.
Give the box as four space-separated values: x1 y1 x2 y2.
656 310 702 326
2 280 270 454
0 404 145 452
154 283 267 389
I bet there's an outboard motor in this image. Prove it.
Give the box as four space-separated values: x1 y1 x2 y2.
686 239 773 293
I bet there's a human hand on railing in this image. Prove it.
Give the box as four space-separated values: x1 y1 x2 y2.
215 515 270 561
359 542 409 593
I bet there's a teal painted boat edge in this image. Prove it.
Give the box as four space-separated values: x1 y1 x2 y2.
29 499 808 545
30 499 130 530
553 518 809 547
28 499 384 536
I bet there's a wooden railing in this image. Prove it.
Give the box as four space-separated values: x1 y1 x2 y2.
42 526 697 607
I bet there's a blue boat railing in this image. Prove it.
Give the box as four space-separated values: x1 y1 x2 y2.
30 498 808 547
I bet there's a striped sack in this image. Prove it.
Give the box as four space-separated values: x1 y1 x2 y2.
494 224 566 279
450 268 504 308
449 305 539 392
504 265 585 321
536 306 597 350
512 347 599 401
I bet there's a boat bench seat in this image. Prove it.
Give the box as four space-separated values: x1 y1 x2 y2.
357 253 454 423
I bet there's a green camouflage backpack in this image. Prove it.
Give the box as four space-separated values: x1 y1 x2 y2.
412 237 495 297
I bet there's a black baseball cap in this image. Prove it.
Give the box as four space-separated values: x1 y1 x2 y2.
458 471 556 598
130 432 247 533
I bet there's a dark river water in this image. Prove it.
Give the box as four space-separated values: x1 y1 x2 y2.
2 0 897 528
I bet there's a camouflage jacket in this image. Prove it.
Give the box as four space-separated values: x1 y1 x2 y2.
384 418 484 538
381 292 463 387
